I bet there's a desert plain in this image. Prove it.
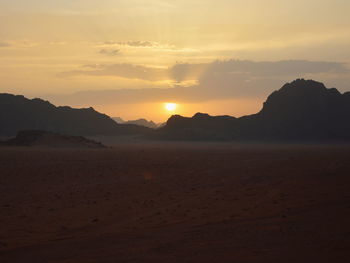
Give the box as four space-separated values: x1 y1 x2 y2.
0 143 350 262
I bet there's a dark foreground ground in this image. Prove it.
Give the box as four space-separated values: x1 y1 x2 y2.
0 143 350 263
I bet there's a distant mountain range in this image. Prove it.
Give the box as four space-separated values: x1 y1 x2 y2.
1 79 349 141
112 117 159 129
157 79 350 141
112 117 125 124
0 94 150 136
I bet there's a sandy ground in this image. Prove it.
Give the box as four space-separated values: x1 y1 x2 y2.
0 143 350 262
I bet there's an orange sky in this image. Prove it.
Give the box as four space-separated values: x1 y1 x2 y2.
1 0 350 122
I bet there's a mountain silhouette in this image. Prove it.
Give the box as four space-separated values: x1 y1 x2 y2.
2 79 349 141
124 119 158 129
2 130 105 148
113 117 158 129
112 117 125 124
0 94 150 136
158 79 350 141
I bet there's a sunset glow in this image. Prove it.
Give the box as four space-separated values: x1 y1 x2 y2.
0 0 349 123
165 103 177 112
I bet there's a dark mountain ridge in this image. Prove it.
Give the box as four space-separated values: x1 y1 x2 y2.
2 79 349 141
159 79 350 141
0 94 150 136
1 130 105 148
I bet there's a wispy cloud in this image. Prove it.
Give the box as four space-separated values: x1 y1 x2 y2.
99 49 121 56
59 63 170 82
59 60 348 82
100 40 186 52
53 59 350 107
0 42 11 47
104 41 157 47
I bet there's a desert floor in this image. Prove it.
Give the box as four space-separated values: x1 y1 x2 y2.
0 143 350 262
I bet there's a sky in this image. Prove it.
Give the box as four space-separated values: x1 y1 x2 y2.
1 0 350 122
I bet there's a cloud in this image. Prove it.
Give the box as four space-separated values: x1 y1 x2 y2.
171 60 347 81
59 59 347 83
177 60 349 97
59 63 170 81
98 40 197 55
50 85 203 106
104 41 157 47
0 42 11 47
99 49 120 56
52 59 350 108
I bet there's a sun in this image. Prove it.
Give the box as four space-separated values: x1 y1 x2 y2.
164 103 177 112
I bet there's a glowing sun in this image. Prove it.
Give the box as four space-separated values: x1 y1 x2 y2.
164 103 177 111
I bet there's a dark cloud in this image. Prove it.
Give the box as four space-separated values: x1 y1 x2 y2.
99 49 120 56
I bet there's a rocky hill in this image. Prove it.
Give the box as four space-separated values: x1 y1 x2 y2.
0 94 150 136
158 79 350 141
2 130 105 148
